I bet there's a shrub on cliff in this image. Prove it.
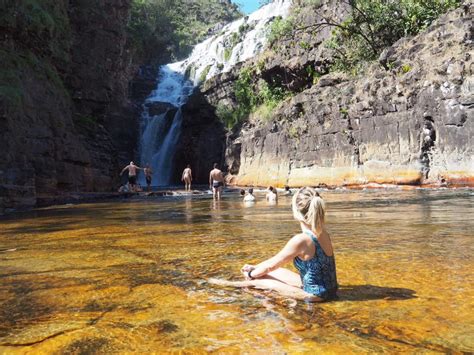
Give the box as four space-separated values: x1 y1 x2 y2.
265 0 461 74
216 67 290 129
325 0 461 73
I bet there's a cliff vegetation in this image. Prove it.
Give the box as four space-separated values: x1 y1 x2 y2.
217 0 462 130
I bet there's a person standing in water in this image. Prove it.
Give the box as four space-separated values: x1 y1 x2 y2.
283 185 292 196
210 187 338 302
266 186 278 203
144 164 153 192
120 161 141 192
182 164 193 191
244 188 256 202
209 163 225 200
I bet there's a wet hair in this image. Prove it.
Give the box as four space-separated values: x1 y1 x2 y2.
285 185 290 191
292 187 325 234
248 188 253 194
213 163 218 169
240 189 245 196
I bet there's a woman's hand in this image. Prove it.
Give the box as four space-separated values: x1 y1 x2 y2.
241 264 255 279
241 264 255 273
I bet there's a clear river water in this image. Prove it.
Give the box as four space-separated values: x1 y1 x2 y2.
0 188 472 353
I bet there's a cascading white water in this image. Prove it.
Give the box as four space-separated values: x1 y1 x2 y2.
139 0 292 186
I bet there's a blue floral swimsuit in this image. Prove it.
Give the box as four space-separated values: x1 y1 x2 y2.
293 230 338 300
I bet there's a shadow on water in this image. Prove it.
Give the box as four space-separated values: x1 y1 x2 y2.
336 284 417 301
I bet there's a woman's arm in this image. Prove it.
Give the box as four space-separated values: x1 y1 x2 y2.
245 235 304 279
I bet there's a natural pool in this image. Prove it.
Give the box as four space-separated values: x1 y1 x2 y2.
0 188 473 353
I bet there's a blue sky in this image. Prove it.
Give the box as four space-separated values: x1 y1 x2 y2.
234 0 260 14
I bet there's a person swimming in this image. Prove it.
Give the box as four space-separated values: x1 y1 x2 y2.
243 188 255 202
266 186 278 203
210 187 338 302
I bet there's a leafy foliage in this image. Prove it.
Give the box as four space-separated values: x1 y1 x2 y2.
266 16 294 45
216 67 290 129
326 0 461 73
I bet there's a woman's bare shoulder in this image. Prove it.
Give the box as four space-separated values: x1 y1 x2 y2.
290 233 309 244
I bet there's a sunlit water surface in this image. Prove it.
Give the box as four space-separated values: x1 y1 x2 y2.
0 189 472 353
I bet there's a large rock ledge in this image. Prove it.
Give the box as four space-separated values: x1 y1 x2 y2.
224 4 473 188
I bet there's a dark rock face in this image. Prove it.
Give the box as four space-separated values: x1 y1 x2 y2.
0 0 139 214
206 4 473 187
174 91 226 184
67 0 139 176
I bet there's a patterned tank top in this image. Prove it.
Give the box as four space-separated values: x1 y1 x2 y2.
293 229 338 300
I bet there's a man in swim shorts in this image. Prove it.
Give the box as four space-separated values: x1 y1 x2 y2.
120 161 141 192
209 163 225 200
144 164 153 191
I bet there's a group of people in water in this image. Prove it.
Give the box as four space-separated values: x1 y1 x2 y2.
239 185 292 203
119 161 194 193
119 161 226 200
119 161 338 302
119 161 153 192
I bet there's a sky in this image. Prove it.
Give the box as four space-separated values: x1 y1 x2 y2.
234 0 260 14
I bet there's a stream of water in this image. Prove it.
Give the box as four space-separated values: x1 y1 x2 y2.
0 188 472 352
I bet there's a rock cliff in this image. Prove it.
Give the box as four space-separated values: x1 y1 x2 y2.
202 2 473 188
0 0 139 214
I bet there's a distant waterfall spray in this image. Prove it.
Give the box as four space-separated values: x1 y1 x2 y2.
138 0 292 186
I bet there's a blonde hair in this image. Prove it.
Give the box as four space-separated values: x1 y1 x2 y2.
292 187 325 234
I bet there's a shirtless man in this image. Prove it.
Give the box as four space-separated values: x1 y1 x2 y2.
144 164 153 191
120 161 141 192
209 163 225 200
181 164 193 191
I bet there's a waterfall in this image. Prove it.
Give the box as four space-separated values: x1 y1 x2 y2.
138 0 292 186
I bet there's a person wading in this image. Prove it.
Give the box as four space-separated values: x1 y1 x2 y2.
209 163 225 200
182 164 193 191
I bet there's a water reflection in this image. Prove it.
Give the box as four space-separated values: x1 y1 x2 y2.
0 189 472 353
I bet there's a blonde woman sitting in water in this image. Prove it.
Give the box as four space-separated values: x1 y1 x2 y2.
211 187 338 302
